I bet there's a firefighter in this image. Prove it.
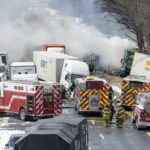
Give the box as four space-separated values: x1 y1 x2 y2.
116 104 126 128
110 101 115 122
102 104 111 127
108 86 115 121
88 63 94 75
108 86 114 101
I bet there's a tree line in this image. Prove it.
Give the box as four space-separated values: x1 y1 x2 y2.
95 0 150 53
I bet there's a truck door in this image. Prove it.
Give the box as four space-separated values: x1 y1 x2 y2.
43 90 54 114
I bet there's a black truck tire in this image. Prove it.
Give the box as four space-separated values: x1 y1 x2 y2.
19 108 26 121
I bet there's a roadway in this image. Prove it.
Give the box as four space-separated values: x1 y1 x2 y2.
0 108 150 150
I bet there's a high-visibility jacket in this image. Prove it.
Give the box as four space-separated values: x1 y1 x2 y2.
116 106 126 119
103 107 111 120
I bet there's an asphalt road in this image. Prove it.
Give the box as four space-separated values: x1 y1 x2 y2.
88 118 150 150
0 108 150 150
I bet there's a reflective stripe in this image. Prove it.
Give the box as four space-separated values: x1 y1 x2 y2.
117 110 125 114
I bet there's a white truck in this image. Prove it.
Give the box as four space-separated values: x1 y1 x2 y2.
130 52 150 79
10 62 38 81
44 44 65 53
33 51 90 98
0 51 8 81
132 92 150 130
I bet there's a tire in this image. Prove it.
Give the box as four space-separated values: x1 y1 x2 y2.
19 108 26 121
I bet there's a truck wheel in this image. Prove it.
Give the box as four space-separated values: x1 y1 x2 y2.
19 108 26 121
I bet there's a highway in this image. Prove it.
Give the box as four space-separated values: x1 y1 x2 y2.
0 108 150 150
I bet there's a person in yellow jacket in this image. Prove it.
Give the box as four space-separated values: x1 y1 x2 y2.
116 104 126 128
102 104 111 127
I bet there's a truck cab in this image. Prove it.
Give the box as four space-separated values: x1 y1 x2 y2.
132 92 150 129
60 59 90 89
60 59 90 99
10 62 38 81
120 50 135 77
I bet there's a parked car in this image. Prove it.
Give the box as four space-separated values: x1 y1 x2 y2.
5 134 23 150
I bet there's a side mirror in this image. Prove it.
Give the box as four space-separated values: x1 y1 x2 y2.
5 144 9 147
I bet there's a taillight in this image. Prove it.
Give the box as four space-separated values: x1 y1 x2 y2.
140 110 150 116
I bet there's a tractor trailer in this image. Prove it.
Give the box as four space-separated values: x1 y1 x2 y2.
33 51 90 98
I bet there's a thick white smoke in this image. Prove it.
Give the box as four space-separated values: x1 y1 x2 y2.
0 0 136 70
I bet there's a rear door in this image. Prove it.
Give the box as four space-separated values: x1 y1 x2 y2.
43 90 54 115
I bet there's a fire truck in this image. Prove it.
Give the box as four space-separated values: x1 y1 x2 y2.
121 76 150 108
132 92 150 130
74 76 110 114
0 81 62 121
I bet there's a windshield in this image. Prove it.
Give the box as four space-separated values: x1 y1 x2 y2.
0 66 5 73
10 136 21 147
71 74 85 82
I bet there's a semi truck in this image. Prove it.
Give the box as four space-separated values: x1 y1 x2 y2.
10 62 38 81
0 51 8 81
44 44 65 53
132 92 150 130
120 50 135 77
130 52 150 79
0 80 62 121
33 51 90 99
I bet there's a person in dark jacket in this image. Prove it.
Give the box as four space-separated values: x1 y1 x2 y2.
89 63 94 75
109 101 115 122
116 104 126 128
108 86 115 121
102 104 111 127
108 86 114 101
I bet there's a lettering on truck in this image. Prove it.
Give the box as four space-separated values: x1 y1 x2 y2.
41 60 47 69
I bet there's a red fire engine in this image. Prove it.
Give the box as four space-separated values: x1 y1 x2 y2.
74 76 110 114
121 77 150 108
132 92 150 130
0 81 62 121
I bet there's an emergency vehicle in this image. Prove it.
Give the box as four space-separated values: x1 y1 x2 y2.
132 92 150 130
74 76 110 114
0 81 62 121
121 76 150 108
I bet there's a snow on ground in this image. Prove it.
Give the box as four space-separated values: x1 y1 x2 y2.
111 84 121 98
0 117 25 150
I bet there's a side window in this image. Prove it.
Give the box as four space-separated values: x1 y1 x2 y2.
65 74 69 81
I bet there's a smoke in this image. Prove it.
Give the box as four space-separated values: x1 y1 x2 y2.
0 0 136 70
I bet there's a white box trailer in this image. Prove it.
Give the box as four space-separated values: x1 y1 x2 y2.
130 52 150 79
33 51 79 82
10 62 38 81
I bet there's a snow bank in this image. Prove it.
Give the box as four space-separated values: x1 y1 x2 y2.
0 117 25 150
111 84 121 97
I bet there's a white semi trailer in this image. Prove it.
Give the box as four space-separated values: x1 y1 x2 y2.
33 51 90 98
10 62 38 81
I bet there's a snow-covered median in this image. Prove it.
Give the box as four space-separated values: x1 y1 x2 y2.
0 117 25 150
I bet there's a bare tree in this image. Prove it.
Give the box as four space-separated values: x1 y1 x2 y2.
95 0 150 53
